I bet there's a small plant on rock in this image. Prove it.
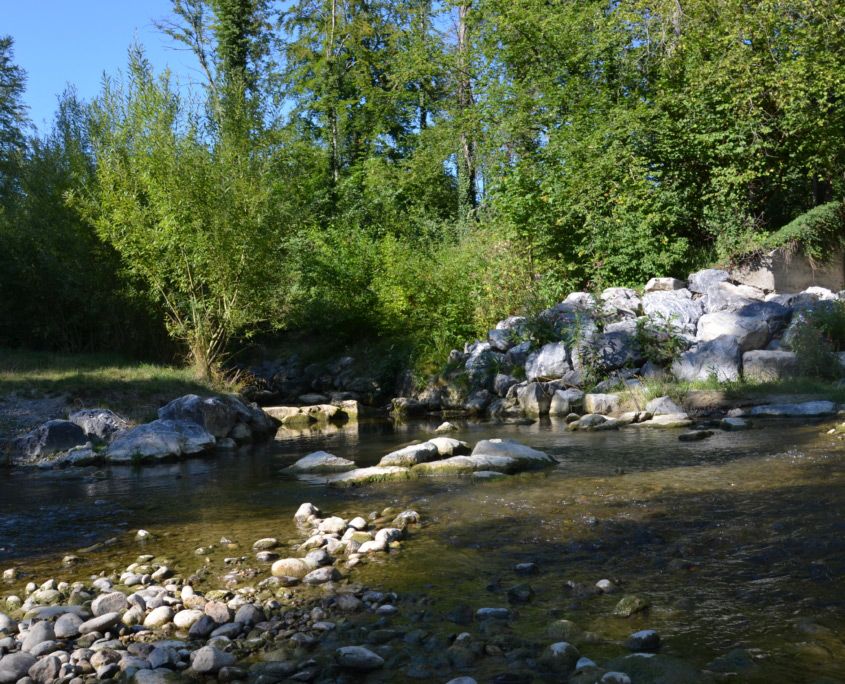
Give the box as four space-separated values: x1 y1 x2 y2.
634 312 686 368
788 300 845 378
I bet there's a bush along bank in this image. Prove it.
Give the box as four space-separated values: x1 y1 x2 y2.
396 268 845 420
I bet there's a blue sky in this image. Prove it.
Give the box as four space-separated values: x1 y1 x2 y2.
4 1 199 132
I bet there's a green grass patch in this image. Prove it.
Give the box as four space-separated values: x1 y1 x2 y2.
637 374 845 405
0 348 234 427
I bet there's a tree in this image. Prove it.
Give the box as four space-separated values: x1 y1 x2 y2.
81 49 289 377
0 35 28 214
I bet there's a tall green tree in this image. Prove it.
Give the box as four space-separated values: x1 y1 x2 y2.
0 36 28 215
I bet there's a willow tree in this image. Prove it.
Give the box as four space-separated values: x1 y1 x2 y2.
81 49 288 377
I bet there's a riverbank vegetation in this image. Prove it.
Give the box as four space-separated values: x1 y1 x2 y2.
1 1 845 378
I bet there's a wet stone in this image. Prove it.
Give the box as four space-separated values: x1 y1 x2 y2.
625 629 661 652
613 594 651 617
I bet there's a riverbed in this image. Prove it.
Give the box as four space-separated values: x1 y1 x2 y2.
2 416 845 682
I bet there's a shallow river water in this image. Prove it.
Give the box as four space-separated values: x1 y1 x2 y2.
2 416 845 682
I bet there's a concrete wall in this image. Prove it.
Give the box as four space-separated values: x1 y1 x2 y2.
730 247 845 293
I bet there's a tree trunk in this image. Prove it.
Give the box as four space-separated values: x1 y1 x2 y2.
457 1 476 221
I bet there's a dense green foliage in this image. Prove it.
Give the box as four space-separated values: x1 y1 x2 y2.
1 0 844 375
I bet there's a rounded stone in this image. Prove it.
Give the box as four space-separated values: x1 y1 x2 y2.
335 645 385 671
191 646 236 675
143 606 174 628
173 609 204 630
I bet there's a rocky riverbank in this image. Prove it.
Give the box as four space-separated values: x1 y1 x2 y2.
0 502 736 684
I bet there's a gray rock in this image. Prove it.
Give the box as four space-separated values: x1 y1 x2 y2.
428 437 470 456
303 567 341 585
158 394 245 438
697 312 769 352
549 391 571 416
644 277 686 292
742 350 800 381
642 289 703 329
671 335 741 382
733 301 792 335
517 382 551 416
68 409 129 443
79 612 122 634
0 652 36 684
191 646 236 675
143 606 174 628
720 416 751 431
539 641 580 674
379 442 440 468
687 268 730 294
584 393 620 415
0 614 15 635
470 439 553 469
487 328 514 352
504 341 532 367
188 615 217 639
526 342 570 381
629 413 692 429
270 558 312 579
335 645 384 671
107 419 215 462
645 396 682 415
147 645 179 670
13 420 87 462
587 331 643 372
22 620 55 652
601 287 641 317
493 373 519 397
750 401 837 416
234 604 265 625
27 655 61 684
54 612 84 639
285 451 356 473
464 389 493 413
625 629 660 651
294 502 320 521
325 466 412 487
92 592 129 617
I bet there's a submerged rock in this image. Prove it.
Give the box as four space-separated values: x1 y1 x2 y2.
749 401 838 416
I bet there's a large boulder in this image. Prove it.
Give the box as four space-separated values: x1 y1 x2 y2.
733 301 792 335
68 409 128 443
584 393 619 415
742 350 800 381
601 287 641 317
326 466 414 487
687 268 730 294
470 439 553 469
517 382 551 415
284 451 356 473
696 312 769 352
378 442 440 467
526 342 570 381
106 419 215 463
13 420 88 462
158 394 241 438
586 331 642 372
671 335 741 382
642 289 704 330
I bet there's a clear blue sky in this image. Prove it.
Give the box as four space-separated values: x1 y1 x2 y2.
4 1 199 133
